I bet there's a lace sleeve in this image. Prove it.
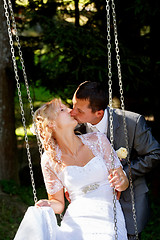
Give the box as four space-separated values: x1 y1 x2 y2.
41 152 63 195
79 132 122 171
97 132 122 171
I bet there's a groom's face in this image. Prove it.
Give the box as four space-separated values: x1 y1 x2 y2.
71 96 103 125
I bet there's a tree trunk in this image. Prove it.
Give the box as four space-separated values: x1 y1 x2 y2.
0 1 18 181
75 0 79 27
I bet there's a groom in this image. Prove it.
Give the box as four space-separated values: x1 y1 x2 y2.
70 81 160 240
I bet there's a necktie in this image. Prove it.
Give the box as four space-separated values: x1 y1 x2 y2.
90 125 98 132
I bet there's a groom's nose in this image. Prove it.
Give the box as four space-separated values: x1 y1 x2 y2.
70 108 77 117
67 108 72 113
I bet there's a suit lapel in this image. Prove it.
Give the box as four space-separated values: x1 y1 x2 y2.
107 107 129 166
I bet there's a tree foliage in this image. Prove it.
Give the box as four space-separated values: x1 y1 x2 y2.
15 0 160 116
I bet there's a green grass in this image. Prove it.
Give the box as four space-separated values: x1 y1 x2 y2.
0 179 63 240
0 180 48 240
141 195 160 240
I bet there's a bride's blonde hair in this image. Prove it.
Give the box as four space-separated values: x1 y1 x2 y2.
33 98 62 160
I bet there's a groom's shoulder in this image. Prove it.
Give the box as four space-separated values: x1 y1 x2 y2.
113 108 141 119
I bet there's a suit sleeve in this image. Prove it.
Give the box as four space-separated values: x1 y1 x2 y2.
125 115 160 180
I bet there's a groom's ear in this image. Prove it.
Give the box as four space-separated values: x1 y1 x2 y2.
95 110 104 118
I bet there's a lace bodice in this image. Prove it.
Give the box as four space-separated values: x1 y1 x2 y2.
41 132 121 195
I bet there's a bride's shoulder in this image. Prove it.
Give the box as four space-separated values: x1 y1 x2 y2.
41 151 56 167
42 151 48 161
78 132 105 142
41 152 49 165
84 132 110 146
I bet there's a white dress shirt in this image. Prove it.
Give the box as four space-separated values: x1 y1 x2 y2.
86 109 108 135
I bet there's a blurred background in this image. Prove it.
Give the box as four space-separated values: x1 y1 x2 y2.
0 0 160 239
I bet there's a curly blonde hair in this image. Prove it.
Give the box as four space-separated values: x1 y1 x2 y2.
33 98 62 161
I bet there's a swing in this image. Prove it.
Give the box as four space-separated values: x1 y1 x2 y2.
3 0 139 239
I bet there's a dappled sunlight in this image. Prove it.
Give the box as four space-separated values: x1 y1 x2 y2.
16 0 48 6
144 115 155 122
64 15 89 26
16 0 28 6
57 1 96 26
15 124 34 139
140 26 150 36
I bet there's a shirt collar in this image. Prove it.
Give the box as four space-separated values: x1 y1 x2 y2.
87 109 108 134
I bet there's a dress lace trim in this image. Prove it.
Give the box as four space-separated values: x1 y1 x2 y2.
41 132 121 195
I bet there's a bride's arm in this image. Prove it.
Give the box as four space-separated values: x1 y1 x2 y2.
35 188 65 214
36 152 65 214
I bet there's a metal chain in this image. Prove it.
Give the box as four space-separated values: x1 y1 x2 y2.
111 0 139 239
3 0 42 203
106 1 118 239
7 0 43 158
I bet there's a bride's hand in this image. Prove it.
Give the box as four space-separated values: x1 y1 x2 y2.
35 191 65 214
35 199 52 208
108 167 129 192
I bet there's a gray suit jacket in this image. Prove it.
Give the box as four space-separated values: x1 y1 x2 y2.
76 107 160 234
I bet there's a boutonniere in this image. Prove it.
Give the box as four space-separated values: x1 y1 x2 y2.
116 147 128 161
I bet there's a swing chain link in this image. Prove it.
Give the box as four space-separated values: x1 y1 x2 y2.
110 0 139 239
7 0 43 158
106 0 139 239
3 0 42 203
106 1 118 239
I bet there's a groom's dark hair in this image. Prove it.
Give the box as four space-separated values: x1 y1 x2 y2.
74 81 108 112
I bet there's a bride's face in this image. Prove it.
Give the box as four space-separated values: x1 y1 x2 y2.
49 101 77 130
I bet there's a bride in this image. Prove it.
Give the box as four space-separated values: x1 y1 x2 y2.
14 98 129 240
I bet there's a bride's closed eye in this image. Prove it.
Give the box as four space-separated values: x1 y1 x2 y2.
60 107 67 112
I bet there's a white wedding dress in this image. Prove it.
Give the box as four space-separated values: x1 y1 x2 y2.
14 132 128 240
